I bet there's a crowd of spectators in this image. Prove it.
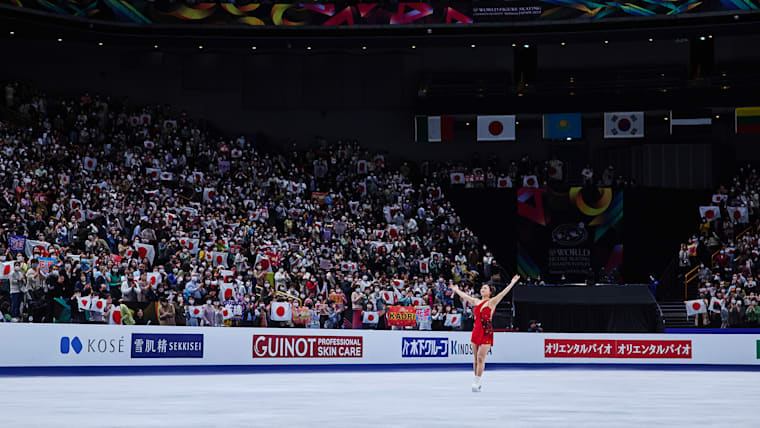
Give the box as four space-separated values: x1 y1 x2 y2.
680 165 760 327
0 81 514 329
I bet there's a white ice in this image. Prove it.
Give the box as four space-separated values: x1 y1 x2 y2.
1 368 756 427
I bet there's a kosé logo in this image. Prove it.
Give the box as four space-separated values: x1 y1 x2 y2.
59 336 126 355
402 337 448 357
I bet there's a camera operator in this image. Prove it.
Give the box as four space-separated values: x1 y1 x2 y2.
527 319 544 332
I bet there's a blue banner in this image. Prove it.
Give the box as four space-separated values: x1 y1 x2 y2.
8 235 26 254
131 333 203 358
543 113 582 139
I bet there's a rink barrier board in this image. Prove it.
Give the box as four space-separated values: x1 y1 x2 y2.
0 324 758 373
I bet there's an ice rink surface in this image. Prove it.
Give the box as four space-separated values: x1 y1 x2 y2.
2 367 757 428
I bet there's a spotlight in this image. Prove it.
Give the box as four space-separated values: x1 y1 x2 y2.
715 115 720 119
154 44 159 49
9 31 14 36
604 40 609 44
466 122 471 126
511 43 516 47
560 42 566 46
523 44 529 48
306 46 312 50
664 117 669 121
566 137 572 141
471 44 476 48
98 42 103 46
411 45 416 49
648 38 654 42
57 38 63 42
708 35 713 39
515 121 520 125
198 45 203 49
699 36 706 41
362 46 367 50
251 46 257 50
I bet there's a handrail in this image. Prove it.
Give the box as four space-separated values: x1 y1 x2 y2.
711 224 755 267
683 265 700 300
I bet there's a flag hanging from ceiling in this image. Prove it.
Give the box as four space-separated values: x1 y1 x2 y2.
604 112 644 138
543 113 582 139
477 115 516 141
735 107 760 134
670 109 712 135
415 115 454 143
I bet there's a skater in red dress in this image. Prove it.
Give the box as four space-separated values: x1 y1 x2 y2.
451 274 520 392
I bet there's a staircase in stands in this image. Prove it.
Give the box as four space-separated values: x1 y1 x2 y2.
659 301 694 329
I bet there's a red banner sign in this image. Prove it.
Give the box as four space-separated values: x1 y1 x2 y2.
252 335 363 358
387 306 417 327
544 339 692 359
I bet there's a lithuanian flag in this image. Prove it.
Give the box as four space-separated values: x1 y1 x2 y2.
736 107 760 134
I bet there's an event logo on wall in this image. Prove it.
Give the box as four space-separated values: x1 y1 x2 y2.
544 339 692 359
517 187 623 282
131 333 204 358
252 335 363 358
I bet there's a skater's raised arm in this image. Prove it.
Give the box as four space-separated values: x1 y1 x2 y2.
488 275 520 310
450 284 480 306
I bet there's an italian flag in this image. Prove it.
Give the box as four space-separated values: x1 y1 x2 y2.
415 115 454 143
736 107 760 134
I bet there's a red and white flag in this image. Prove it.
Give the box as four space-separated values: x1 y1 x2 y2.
92 182 108 193
363 311 379 325
203 188 216 203
25 240 51 258
179 237 200 254
727 206 749 223
450 172 465 185
699 206 720 222
685 299 707 316
83 157 97 171
159 172 174 181
134 243 156 264
69 198 83 211
89 298 105 313
140 113 152 124
147 272 162 287
419 258 429 273
219 282 235 301
387 225 400 239
221 306 234 320
358 181 367 197
496 177 512 188
129 116 140 127
188 306 204 318
231 148 243 159
190 171 204 183
146 168 161 181
163 120 177 130
523 175 539 188
255 254 272 272
411 297 425 306
212 251 229 268
86 210 100 221
444 313 461 327
712 194 727 204
357 160 368 174
108 306 122 325
77 296 92 311
270 302 292 321
582 168 593 179
144 140 155 150
381 291 395 304
341 261 357 272
709 297 724 313
392 279 405 288
0 262 14 279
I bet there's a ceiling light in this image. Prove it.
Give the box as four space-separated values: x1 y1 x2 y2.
560 42 566 46
306 46 312 50
511 43 516 47
523 44 530 48
9 31 14 36
515 121 520 125
604 40 609 44
57 38 63 42
154 44 158 49
251 46 257 50
664 117 669 121
198 45 203 49
98 42 103 46
517 93 523 97
715 115 720 119
362 46 367 50
699 36 706 41
465 122 471 126
470 44 476 48
411 45 416 49
708 35 713 39
566 137 572 141
648 38 654 42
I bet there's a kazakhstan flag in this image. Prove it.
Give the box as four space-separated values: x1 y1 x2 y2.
543 113 582 139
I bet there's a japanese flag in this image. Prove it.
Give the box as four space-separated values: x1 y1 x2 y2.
69 198 83 211
231 148 242 159
444 313 461 327
188 306 204 318
497 177 512 188
83 157 97 171
145 190 159 198
387 225 400 239
179 237 200 254
134 243 156 264
129 116 140 127
146 168 161 181
221 306 234 320
220 282 235 300
523 175 539 188
431 187 441 199
212 251 229 268
709 297 724 313
582 168 593 179
358 181 367 196
220 270 234 283
357 160 368 174
712 194 727 204
549 163 563 180
190 171 204 184
381 291 395 304
727 206 749 223
147 272 162 287
411 297 425 306
419 258 429 274
255 254 272 272
108 306 122 325
75 210 86 223
140 113 152 124
450 172 465 185
341 261 357 272
89 298 105 313
163 120 177 130
85 210 100 221
25 240 51 258
77 297 91 311
699 206 720 222
271 302 292 322
60 174 70 186
203 188 216 202
363 311 379 325
374 230 385 239
685 299 707 316
92 182 108 193
392 279 405 288
0 262 14 279
160 172 174 181
349 201 359 215
144 140 155 150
